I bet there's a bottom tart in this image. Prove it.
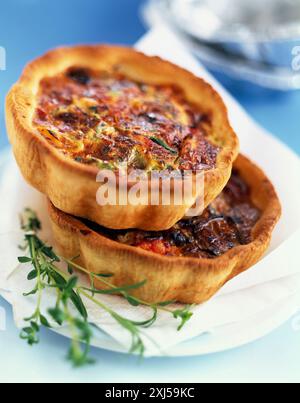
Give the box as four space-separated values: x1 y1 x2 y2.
48 155 281 304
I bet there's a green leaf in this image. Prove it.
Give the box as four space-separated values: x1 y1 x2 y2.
66 276 78 290
66 319 94 368
20 325 40 346
70 291 88 320
22 327 34 335
67 264 74 275
27 270 38 280
131 308 158 328
74 319 93 341
30 322 40 332
18 256 32 263
21 208 41 233
67 344 95 368
125 296 140 307
94 273 114 278
41 245 60 262
150 137 178 155
23 288 38 297
40 315 51 328
62 276 78 299
48 307 65 326
51 271 67 288
173 306 194 331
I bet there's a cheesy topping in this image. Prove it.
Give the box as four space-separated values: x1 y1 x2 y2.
34 67 219 172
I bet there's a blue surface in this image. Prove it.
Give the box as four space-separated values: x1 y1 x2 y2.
0 0 299 382
0 297 299 383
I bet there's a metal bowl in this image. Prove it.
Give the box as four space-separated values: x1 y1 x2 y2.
143 0 300 90
160 0 300 40
159 0 300 68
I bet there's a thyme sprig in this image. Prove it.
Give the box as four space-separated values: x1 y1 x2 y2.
18 209 193 366
66 258 194 331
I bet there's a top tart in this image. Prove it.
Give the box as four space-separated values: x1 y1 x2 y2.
6 45 239 230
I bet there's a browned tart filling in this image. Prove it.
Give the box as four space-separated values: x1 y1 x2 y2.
33 67 219 172
80 170 261 258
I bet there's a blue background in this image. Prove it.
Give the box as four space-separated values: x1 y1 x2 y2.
0 0 299 382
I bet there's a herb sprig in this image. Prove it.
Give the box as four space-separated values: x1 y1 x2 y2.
150 136 178 155
18 209 193 367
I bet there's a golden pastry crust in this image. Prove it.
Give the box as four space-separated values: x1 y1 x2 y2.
6 45 239 230
48 155 282 304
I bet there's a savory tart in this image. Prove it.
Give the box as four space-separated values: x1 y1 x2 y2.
48 155 281 304
6 45 238 230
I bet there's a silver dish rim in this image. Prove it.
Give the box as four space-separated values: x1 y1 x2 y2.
154 0 300 43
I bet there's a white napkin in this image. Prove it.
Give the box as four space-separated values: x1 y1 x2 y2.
0 26 300 356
